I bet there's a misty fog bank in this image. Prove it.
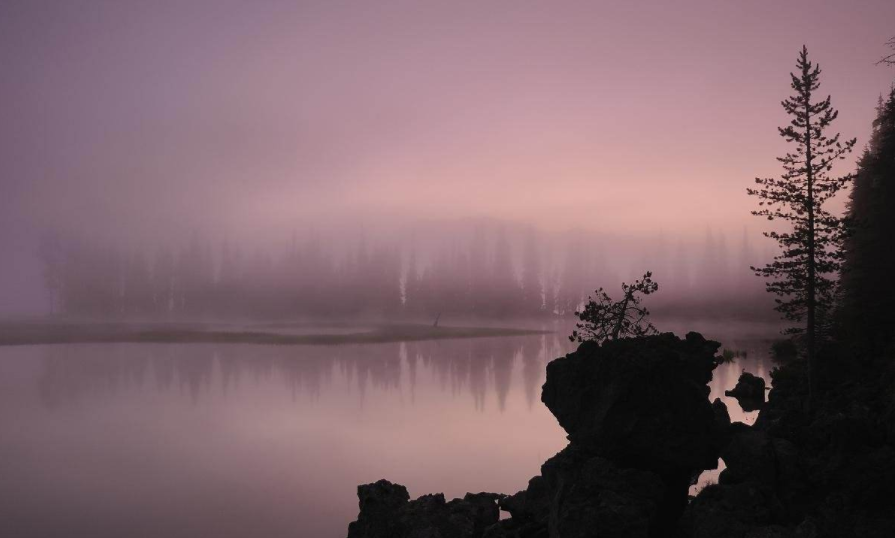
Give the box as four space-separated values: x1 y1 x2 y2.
25 219 776 323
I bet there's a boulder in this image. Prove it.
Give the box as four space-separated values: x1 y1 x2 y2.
541 332 726 478
347 480 410 538
726 372 766 412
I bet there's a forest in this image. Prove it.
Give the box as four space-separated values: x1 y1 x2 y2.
34 224 773 322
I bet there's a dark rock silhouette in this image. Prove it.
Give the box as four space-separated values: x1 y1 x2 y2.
725 371 766 411
348 332 728 537
347 480 500 538
488 447 666 538
684 354 895 537
542 332 725 476
712 397 732 442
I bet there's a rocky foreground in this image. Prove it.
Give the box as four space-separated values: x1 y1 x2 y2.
346 333 895 538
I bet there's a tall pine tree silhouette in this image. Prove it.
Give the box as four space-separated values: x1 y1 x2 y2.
748 46 856 405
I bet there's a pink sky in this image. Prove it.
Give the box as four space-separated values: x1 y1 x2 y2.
1 1 894 311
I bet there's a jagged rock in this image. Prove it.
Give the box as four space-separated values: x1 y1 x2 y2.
349 333 730 538
492 333 726 536
482 518 548 538
713 398 733 443
489 446 666 538
681 424 809 537
542 447 665 538
347 479 410 538
541 332 725 479
681 480 780 538
726 372 766 412
498 476 550 525
346 480 500 538
719 429 801 492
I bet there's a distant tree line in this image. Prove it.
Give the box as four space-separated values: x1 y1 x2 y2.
36 224 774 322
37 233 402 320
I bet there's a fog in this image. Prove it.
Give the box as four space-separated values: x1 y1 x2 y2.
2 0 894 316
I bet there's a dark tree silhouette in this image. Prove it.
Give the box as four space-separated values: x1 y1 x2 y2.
747 46 856 404
570 271 658 343
876 36 895 66
841 86 895 346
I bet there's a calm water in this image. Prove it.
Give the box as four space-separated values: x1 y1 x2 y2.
0 324 775 538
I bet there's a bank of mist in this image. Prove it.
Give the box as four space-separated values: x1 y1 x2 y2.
32 217 777 326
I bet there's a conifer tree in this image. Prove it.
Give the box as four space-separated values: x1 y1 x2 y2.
570 272 658 343
877 36 895 66
841 86 895 346
747 46 856 403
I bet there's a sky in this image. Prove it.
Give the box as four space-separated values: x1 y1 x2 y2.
1 0 894 314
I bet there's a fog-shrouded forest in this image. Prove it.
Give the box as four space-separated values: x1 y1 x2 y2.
4 2 895 538
34 220 775 323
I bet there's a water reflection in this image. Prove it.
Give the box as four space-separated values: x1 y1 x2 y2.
35 335 568 412
2 328 776 538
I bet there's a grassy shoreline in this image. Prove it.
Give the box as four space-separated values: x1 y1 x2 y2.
0 321 551 346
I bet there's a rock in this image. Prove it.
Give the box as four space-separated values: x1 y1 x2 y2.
726 372 766 412
349 333 729 537
714 398 733 443
346 480 500 538
682 419 810 536
347 479 410 538
719 429 801 492
498 476 550 525
453 493 503 537
541 332 725 480
482 518 549 538
541 447 665 538
681 480 779 538
492 446 666 538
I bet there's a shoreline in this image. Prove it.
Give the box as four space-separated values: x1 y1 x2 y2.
0 321 551 347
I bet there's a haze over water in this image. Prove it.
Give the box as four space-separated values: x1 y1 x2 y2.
0 323 773 538
1 2 893 537
2 1 894 315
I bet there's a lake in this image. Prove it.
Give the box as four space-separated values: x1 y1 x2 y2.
0 322 777 538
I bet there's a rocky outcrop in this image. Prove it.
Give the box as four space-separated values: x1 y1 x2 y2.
535 332 729 534
346 332 729 538
684 353 895 538
348 334 895 538
487 447 666 538
541 333 725 477
725 372 767 412
346 479 500 538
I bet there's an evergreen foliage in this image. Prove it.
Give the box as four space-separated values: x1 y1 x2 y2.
841 85 895 346
747 46 856 401
570 271 658 343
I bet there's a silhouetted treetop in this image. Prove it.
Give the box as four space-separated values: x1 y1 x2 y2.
570 271 658 343
877 36 895 66
747 46 855 405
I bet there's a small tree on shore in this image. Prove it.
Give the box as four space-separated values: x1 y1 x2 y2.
747 46 855 405
570 272 658 343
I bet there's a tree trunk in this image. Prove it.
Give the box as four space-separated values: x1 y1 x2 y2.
611 291 632 340
805 98 818 410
